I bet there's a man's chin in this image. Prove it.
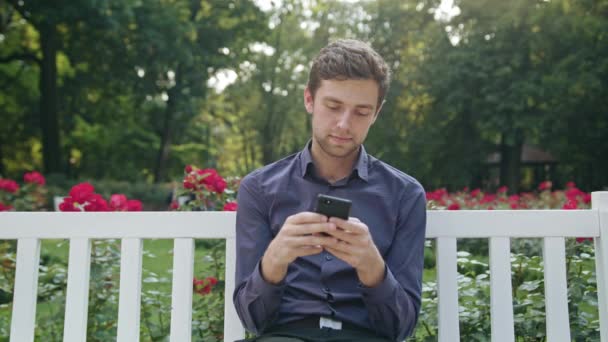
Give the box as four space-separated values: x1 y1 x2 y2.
320 143 359 159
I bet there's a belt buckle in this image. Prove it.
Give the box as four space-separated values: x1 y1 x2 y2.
319 316 342 330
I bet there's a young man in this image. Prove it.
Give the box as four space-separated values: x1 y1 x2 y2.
234 39 426 342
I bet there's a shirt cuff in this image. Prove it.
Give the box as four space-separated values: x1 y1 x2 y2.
250 260 286 297
359 265 399 301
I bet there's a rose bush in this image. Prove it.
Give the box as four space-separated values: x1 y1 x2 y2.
0 171 48 211
59 182 143 212
170 165 238 212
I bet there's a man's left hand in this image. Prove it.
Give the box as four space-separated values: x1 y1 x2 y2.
323 217 385 288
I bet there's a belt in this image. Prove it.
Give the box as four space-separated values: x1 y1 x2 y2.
268 316 372 333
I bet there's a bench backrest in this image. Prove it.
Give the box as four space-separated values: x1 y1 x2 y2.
1 192 607 342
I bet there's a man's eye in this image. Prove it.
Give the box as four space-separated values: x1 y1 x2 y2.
326 104 340 110
357 111 371 116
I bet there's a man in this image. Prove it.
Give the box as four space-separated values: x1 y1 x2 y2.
234 39 427 342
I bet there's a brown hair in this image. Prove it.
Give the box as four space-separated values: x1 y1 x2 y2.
307 39 391 108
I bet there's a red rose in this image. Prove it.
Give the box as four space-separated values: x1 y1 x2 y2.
510 203 519 209
110 194 128 211
83 193 109 211
562 199 578 210
193 276 218 296
198 169 227 194
508 195 520 202
59 197 80 212
497 186 508 194
0 179 19 193
566 181 576 189
582 193 591 204
447 203 460 210
480 194 496 204
576 237 593 243
538 181 552 191
185 165 193 174
170 201 179 210
23 171 46 186
223 202 238 211
126 199 142 211
69 182 96 204
470 189 481 198
0 202 13 211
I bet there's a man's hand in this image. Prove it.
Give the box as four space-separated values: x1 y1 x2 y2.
261 212 338 284
323 217 386 288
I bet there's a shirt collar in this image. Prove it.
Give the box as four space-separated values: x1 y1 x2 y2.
298 140 369 182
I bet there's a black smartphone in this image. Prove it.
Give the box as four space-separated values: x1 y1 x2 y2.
315 194 352 220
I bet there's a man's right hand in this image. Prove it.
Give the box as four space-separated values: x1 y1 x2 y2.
261 212 338 284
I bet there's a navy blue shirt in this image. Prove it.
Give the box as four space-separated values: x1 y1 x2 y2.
233 143 427 341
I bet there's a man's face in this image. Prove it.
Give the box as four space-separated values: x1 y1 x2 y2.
304 79 381 160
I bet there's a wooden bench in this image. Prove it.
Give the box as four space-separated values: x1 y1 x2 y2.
1 192 607 342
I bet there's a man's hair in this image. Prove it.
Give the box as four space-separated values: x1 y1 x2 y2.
307 39 391 108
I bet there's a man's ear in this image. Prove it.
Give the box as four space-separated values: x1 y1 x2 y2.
304 87 314 114
371 100 385 125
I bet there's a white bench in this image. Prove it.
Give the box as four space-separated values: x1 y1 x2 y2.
1 192 607 342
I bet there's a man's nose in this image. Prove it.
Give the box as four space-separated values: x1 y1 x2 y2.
336 111 352 130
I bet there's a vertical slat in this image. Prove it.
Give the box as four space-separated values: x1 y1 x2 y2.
117 238 143 342
223 237 245 341
436 237 460 342
489 237 515 342
542 237 570 342
63 238 92 342
10 238 41 342
170 238 195 342
592 192 608 342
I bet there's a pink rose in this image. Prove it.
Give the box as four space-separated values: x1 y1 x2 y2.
0 179 19 193
223 202 238 211
23 171 46 186
126 200 143 211
69 182 96 204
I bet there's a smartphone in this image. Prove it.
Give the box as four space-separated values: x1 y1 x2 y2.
315 194 352 220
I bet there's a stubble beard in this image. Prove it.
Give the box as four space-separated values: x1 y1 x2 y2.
314 133 361 160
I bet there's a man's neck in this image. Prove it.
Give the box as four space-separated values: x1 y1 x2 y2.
310 142 359 183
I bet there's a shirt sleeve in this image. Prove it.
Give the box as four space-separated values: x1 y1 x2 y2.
360 184 427 341
232 173 285 334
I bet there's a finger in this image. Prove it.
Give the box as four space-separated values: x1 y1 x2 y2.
291 234 340 248
324 239 354 254
324 247 353 265
325 228 359 244
294 245 323 257
328 217 367 235
286 212 328 225
286 222 337 236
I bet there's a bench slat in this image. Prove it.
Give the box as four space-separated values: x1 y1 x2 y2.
117 238 143 342
10 238 40 342
593 192 608 341
543 237 570 342
170 238 194 342
436 237 460 342
63 238 92 342
489 237 515 342
224 236 245 341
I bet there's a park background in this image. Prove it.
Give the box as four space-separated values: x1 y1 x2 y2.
1 0 607 341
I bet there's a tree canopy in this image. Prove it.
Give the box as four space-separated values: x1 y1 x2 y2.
1 0 607 191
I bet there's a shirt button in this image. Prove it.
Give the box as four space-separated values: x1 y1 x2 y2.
323 287 330 293
325 255 333 261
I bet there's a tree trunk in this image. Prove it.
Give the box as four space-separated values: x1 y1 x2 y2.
154 93 176 183
0 140 5 175
499 133 523 193
39 21 61 174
